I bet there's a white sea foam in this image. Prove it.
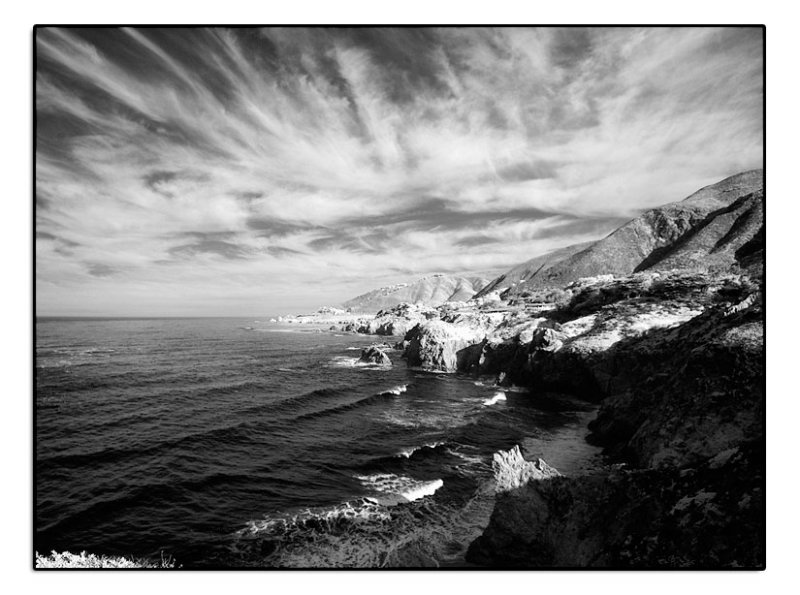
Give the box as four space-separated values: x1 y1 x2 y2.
482 392 507 406
235 485 495 568
396 440 445 458
355 473 444 506
325 356 360 368
326 355 392 369
381 384 408 396
240 498 391 538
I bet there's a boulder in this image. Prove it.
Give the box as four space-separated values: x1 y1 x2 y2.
358 345 392 366
403 320 486 372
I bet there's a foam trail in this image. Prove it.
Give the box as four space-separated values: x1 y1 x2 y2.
326 356 392 369
396 440 445 458
483 392 507 406
355 473 444 506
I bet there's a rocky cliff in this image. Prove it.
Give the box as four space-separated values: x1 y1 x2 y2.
463 277 764 568
467 440 763 568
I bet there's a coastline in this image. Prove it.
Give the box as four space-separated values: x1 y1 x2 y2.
274 268 764 568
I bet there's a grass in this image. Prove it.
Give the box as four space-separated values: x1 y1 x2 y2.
35 550 176 569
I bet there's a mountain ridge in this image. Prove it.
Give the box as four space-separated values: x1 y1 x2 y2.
477 169 764 298
340 274 489 313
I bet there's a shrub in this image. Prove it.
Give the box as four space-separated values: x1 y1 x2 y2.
35 550 176 569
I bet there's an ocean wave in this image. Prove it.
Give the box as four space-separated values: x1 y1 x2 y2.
482 392 507 406
396 441 447 459
231 483 496 568
241 499 391 539
381 410 478 431
292 385 409 422
354 473 443 506
380 384 408 396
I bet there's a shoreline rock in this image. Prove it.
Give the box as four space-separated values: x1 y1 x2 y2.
492 445 561 492
358 345 392 366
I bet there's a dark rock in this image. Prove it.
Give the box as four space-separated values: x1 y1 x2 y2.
358 345 392 366
467 441 764 568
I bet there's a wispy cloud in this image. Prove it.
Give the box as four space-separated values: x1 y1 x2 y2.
35 27 763 316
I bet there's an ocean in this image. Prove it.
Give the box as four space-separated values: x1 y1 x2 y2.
35 317 601 568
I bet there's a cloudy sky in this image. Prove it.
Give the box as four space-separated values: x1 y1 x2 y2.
35 27 763 316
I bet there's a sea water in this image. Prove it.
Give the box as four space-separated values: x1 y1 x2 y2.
36 317 601 568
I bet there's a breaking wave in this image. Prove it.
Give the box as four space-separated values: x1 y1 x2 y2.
325 356 391 369
380 384 408 396
232 484 496 568
483 392 507 406
396 441 447 459
355 474 444 506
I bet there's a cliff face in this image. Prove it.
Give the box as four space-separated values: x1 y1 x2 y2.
464 282 764 568
480 170 763 298
341 274 489 312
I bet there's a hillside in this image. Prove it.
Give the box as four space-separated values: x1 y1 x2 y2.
476 241 595 297
478 170 764 298
341 274 489 313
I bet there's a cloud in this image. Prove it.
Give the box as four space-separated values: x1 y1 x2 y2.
35 27 763 316
454 235 502 248
86 263 117 277
167 240 248 260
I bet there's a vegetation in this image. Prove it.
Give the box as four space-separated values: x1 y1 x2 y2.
35 550 176 569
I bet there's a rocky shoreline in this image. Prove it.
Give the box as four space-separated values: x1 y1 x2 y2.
288 267 764 568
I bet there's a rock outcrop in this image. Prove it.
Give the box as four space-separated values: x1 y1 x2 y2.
492 446 561 492
403 319 488 372
467 440 764 568
358 345 392 366
466 277 764 568
586 296 764 468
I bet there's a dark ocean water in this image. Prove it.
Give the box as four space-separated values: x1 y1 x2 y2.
35 317 601 568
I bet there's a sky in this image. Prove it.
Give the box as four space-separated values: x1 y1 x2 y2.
35 26 764 317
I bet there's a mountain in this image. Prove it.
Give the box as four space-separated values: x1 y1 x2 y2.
341 274 489 313
477 170 764 298
477 241 596 297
